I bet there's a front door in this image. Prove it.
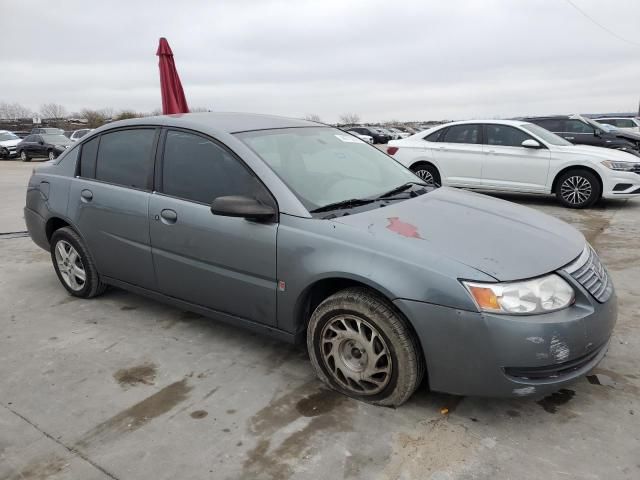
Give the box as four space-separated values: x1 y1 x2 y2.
67 128 158 289
149 129 278 326
559 119 600 147
481 124 550 192
432 123 484 188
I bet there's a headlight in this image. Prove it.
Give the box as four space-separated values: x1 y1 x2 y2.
601 160 640 171
462 274 575 315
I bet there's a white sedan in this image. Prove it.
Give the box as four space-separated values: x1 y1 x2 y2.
387 120 640 208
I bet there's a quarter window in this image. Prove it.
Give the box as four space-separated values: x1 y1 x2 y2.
161 130 265 205
442 124 481 144
485 125 533 147
423 129 444 142
94 129 156 189
79 136 99 178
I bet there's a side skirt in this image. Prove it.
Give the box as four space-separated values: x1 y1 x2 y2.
103 276 299 344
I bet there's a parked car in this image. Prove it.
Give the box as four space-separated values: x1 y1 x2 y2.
31 127 65 135
69 128 93 142
341 129 373 144
377 127 401 140
388 120 640 208
522 115 640 154
25 113 616 406
388 127 411 139
16 133 73 161
347 127 390 144
594 117 640 133
0 130 22 159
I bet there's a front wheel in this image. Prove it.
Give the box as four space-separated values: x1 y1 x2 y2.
555 170 601 208
48 150 56 161
20 150 30 162
307 287 424 407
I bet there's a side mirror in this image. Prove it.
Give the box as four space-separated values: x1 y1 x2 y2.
38 140 44 145
594 129 602 137
521 139 542 149
211 195 275 221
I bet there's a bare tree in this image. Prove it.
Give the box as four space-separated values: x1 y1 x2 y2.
0 102 33 119
39 103 67 119
339 113 360 125
114 110 142 120
80 109 108 128
304 113 322 122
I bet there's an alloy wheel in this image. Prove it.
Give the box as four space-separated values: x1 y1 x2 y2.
20 151 27 161
560 175 592 206
54 240 86 291
415 169 438 187
320 315 392 395
48 151 55 161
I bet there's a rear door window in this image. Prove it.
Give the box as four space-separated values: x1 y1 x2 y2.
534 119 563 132
161 130 267 205
564 120 594 134
442 124 481 144
94 129 156 189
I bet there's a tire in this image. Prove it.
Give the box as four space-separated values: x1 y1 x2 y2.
411 162 441 187
307 287 424 407
555 169 601 208
50 227 106 298
48 150 56 161
20 150 31 162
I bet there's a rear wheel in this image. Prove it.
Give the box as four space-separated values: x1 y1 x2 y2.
50 227 106 298
411 162 441 187
555 169 601 208
307 287 424 407
48 150 56 161
20 150 30 162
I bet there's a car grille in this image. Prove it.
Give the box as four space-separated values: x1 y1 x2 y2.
564 246 613 303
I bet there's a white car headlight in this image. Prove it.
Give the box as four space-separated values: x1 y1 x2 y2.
601 160 640 171
462 274 575 315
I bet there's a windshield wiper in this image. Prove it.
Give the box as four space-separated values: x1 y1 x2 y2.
309 198 376 213
376 181 428 199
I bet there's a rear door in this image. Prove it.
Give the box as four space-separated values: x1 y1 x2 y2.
481 124 550 192
149 129 278 326
433 124 483 187
67 128 158 289
559 119 600 147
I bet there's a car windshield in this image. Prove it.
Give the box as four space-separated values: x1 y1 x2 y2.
237 127 421 211
520 123 573 146
0 132 19 141
41 134 70 143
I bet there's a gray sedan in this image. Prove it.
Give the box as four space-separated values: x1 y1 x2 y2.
24 113 616 406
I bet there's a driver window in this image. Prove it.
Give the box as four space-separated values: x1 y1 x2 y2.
485 125 532 147
564 120 594 134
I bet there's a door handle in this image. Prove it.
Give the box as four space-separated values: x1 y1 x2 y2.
564 136 575 140
160 209 178 224
80 189 93 202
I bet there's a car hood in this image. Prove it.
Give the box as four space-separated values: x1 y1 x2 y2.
612 130 640 141
554 143 640 161
0 139 21 147
332 187 585 281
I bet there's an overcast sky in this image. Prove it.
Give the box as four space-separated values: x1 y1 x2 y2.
2 0 639 122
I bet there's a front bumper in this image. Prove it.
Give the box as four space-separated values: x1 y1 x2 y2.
602 169 640 199
395 283 617 397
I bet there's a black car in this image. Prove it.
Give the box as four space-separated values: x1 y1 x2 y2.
347 127 391 144
16 133 72 162
522 115 639 154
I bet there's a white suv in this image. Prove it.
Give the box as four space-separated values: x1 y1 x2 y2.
387 120 640 208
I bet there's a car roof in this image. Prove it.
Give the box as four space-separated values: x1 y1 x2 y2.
98 112 320 134
435 119 534 128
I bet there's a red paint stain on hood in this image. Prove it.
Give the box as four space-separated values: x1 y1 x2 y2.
386 217 422 239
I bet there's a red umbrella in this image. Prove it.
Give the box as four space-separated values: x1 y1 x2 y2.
156 37 189 114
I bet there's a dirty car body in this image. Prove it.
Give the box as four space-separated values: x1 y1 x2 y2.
24 113 617 402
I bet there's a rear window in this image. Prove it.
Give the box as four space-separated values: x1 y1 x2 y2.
94 129 156 189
